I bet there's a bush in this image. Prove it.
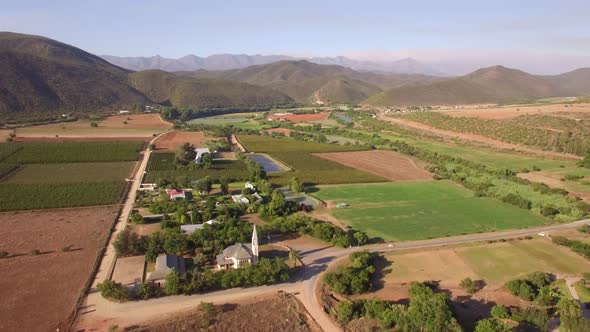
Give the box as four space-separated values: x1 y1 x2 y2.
459 277 478 294
139 282 164 299
324 251 377 295
0 251 8 258
490 304 510 319
97 280 129 301
541 205 559 216
335 301 355 323
501 193 532 210
474 318 512 332
31 249 40 256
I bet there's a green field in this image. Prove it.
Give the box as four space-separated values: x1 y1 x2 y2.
187 114 269 130
0 182 126 211
312 181 547 241
1 141 143 163
459 240 590 284
3 162 135 184
238 135 385 185
144 152 249 183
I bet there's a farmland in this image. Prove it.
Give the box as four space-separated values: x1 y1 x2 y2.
187 113 270 130
15 114 172 139
314 150 432 181
238 135 386 185
2 162 135 183
382 239 590 287
0 206 117 332
0 141 140 210
399 112 590 155
312 181 547 241
0 182 125 211
154 130 211 151
1 141 143 163
144 152 249 183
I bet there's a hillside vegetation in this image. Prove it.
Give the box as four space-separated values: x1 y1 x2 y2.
0 32 147 121
0 32 294 122
190 60 437 104
129 70 294 109
368 65 590 106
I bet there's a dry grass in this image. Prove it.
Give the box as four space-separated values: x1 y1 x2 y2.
440 102 590 120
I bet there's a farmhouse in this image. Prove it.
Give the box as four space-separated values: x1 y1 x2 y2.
231 194 250 204
217 226 259 270
165 189 186 200
245 181 256 190
180 219 220 235
194 148 211 163
146 254 185 283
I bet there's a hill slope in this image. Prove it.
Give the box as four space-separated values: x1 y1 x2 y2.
0 32 148 121
129 70 294 109
367 65 590 106
190 60 437 103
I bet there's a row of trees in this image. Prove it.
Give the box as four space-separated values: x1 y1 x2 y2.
504 271 558 305
552 236 590 260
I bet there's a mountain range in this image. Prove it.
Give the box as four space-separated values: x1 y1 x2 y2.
2 32 590 122
101 54 443 76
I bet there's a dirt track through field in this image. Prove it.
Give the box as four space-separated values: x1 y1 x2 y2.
379 112 582 160
314 150 432 181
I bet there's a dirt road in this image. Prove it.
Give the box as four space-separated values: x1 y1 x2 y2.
378 112 581 160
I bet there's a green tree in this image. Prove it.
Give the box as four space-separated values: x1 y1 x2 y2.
289 249 300 267
474 318 512 332
195 176 213 196
459 277 478 294
490 304 510 319
97 280 128 301
353 231 369 246
219 177 230 195
165 268 181 295
289 177 304 193
335 301 355 323
198 302 217 327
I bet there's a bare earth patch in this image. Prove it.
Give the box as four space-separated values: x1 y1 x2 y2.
314 150 432 181
130 293 321 332
155 130 211 151
15 114 171 139
0 206 118 332
264 127 293 136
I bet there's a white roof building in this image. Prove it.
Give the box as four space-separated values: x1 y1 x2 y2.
194 148 211 163
180 219 220 235
231 194 250 204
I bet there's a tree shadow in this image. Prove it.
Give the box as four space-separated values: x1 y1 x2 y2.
452 295 496 331
371 255 392 291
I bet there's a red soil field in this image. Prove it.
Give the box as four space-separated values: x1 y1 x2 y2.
268 113 330 122
0 206 118 332
155 130 211 151
314 150 432 181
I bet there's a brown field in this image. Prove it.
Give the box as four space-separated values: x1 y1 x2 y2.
15 114 172 139
130 294 321 332
268 113 330 122
155 130 211 151
314 150 432 181
13 136 148 142
440 102 590 120
264 127 293 136
0 129 13 141
0 206 118 332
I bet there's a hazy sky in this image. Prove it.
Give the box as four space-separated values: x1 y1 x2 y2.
2 0 589 73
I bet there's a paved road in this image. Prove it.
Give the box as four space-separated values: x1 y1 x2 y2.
76 216 589 331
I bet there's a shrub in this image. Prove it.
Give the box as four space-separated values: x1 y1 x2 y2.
0 251 8 259
139 282 164 299
324 251 377 295
501 193 532 210
490 304 510 319
459 277 478 294
97 280 128 301
31 249 40 256
335 301 355 323
474 318 512 332
541 205 559 216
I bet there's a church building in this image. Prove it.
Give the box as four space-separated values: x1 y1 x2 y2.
216 225 259 270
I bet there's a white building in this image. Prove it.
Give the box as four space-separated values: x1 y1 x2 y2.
216 226 259 269
180 219 220 235
194 148 211 163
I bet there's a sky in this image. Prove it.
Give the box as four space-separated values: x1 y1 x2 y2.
1 0 590 74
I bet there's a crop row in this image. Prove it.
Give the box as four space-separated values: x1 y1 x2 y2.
401 113 590 156
0 181 126 211
3 141 144 164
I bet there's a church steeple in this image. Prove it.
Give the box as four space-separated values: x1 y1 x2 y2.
251 225 259 263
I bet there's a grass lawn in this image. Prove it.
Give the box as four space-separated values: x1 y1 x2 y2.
3 162 135 184
575 282 590 305
238 135 385 185
312 181 547 241
458 240 590 284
